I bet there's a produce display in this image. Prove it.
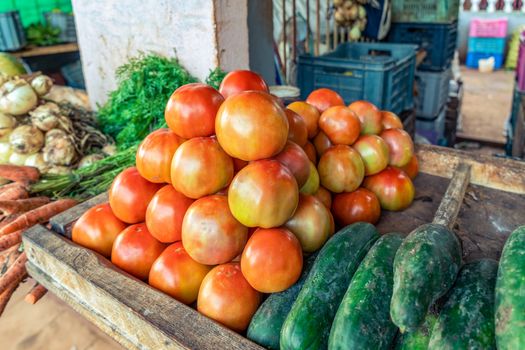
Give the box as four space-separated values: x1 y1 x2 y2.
333 0 368 41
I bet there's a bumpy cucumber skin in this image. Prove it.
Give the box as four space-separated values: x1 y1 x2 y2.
328 233 403 350
394 313 438 350
280 222 379 350
429 259 498 350
495 226 525 350
247 253 318 350
391 223 462 333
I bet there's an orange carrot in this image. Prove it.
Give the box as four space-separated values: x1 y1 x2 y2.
0 244 19 268
0 197 50 216
24 283 47 305
0 199 77 236
0 165 40 184
0 185 29 201
0 276 23 316
0 215 20 231
0 230 22 251
0 252 26 294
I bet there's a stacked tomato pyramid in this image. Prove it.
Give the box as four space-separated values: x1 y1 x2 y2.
72 70 417 332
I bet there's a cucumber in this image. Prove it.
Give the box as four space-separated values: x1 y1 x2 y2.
428 259 498 350
391 223 462 333
495 226 525 350
394 313 438 350
328 233 404 350
247 253 318 350
280 222 379 350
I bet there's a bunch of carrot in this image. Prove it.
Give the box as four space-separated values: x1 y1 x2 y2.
0 165 77 315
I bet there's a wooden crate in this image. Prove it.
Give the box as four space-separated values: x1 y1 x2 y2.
22 145 525 350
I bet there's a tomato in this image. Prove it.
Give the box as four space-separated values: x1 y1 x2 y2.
348 100 383 135
182 195 247 265
380 128 414 167
313 186 332 209
306 88 345 113
353 135 390 176
303 141 317 163
332 188 381 226
241 228 302 293
145 185 194 243
300 161 320 195
285 109 308 147
215 91 288 161
319 106 361 145
382 111 404 130
398 155 419 180
171 137 233 199
318 145 365 193
165 83 224 139
148 242 211 304
136 128 184 184
287 102 321 138
219 70 269 99
284 195 334 252
313 131 333 157
72 203 127 258
363 167 415 211
273 141 311 188
111 223 166 280
109 167 163 224
198 263 261 331
228 159 299 228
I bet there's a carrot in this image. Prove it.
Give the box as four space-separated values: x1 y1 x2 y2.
0 165 40 184
0 230 22 251
0 252 26 294
0 244 20 268
0 197 50 216
24 283 47 305
0 215 20 231
0 199 77 236
0 185 29 201
0 276 23 316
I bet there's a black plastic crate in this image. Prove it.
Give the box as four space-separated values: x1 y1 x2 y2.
0 11 26 51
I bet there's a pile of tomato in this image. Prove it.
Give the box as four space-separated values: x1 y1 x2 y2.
71 70 418 332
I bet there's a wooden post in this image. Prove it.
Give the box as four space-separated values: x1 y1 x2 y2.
292 0 297 63
282 0 287 79
315 0 320 55
306 0 310 54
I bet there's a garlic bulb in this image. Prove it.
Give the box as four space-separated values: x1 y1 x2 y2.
9 125 44 154
0 142 12 164
78 153 105 168
43 136 77 166
30 102 60 131
31 75 53 96
47 165 72 175
45 128 67 143
0 79 38 116
25 152 48 173
0 113 16 137
9 151 29 166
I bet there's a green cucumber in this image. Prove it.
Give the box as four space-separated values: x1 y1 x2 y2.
495 226 525 350
247 253 318 350
429 259 498 350
391 223 462 333
394 313 439 350
328 233 403 350
280 222 379 350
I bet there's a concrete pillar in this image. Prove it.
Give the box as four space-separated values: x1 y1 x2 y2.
247 0 275 84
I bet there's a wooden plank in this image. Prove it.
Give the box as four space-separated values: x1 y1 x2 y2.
11 43 79 58
22 225 264 350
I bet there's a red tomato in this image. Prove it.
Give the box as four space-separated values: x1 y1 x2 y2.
300 161 320 195
314 186 332 209
398 155 419 180
287 102 321 138
353 135 390 176
198 263 261 332
182 195 247 265
165 83 224 139
380 128 414 167
382 111 404 130
136 129 184 184
332 188 381 226
72 203 127 258
303 141 317 163
109 167 163 224
313 131 333 157
215 91 289 161
285 109 308 147
241 228 303 293
348 100 383 135
228 159 299 228
319 106 361 145
111 223 166 280
273 141 311 188
149 242 211 304
145 185 194 243
318 145 365 193
306 88 345 113
363 167 415 211
284 195 334 252
219 70 269 99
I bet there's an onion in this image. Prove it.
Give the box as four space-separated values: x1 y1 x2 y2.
10 125 44 154
43 136 77 166
78 153 105 168
0 142 12 164
9 151 29 166
30 102 60 131
102 144 117 156
47 165 72 175
25 152 48 173
358 5 366 19
0 113 16 137
0 79 38 116
45 128 67 143
31 75 53 96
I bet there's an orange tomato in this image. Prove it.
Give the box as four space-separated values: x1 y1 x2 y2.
149 242 211 304
363 167 415 211
306 88 345 113
198 263 261 332
381 111 404 130
348 100 383 135
300 161 320 195
313 186 332 209
219 70 269 99
109 167 163 224
318 145 365 193
380 128 414 167
111 223 166 280
273 141 311 188
303 141 317 163
285 109 308 147
398 155 419 180
313 131 333 157
319 106 361 145
353 135 390 176
287 101 321 138
72 203 127 258
332 188 381 226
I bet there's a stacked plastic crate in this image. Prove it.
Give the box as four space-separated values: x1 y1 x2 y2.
387 0 459 145
466 18 508 70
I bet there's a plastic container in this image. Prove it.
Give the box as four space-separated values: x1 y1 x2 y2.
469 18 508 38
391 0 460 24
387 21 458 71
468 37 506 54
415 68 451 119
45 11 76 43
0 11 26 51
416 107 446 145
297 42 417 114
466 52 504 69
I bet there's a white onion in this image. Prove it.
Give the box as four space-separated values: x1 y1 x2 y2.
0 113 16 137
31 75 53 96
25 152 48 173
9 125 44 154
0 79 38 116
0 142 12 164
102 144 117 156
43 136 76 166
78 153 104 168
9 151 29 165
30 102 60 131
47 165 71 175
45 128 67 143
